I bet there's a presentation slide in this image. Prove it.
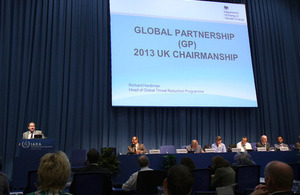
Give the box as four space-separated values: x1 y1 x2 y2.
110 0 258 107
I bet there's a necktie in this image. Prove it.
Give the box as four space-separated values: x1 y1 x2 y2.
31 132 33 139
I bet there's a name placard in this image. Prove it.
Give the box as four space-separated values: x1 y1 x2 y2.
257 147 267 152
149 149 161 154
279 147 289 151
205 148 215 153
176 149 188 153
232 148 242 153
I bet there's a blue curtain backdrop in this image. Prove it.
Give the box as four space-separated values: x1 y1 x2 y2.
1 0 300 178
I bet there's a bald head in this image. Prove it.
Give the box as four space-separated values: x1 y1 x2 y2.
264 161 293 192
261 135 267 144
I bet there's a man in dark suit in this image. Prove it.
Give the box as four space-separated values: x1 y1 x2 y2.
127 136 147 154
274 136 290 151
69 148 112 195
256 135 270 151
251 161 294 195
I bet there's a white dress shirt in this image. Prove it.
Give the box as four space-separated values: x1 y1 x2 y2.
122 167 153 191
236 142 252 152
28 131 35 139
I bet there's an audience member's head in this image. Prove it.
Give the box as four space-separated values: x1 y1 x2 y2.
38 151 71 192
163 165 194 195
180 157 196 170
215 136 222 145
87 148 100 164
138 155 149 168
264 161 293 193
277 136 283 144
211 155 230 169
261 135 268 144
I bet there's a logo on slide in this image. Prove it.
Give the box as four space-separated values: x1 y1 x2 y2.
223 6 244 22
22 141 30 148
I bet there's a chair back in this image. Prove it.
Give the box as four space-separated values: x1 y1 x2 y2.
72 172 110 195
235 165 260 194
216 184 235 195
228 144 236 152
182 145 189 149
250 143 257 151
191 168 211 194
23 170 39 194
136 170 167 194
71 149 86 168
160 145 176 154
289 144 295 151
289 162 300 180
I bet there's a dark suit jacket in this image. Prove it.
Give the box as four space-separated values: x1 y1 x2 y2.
256 141 270 151
274 143 290 151
127 143 147 154
69 165 112 195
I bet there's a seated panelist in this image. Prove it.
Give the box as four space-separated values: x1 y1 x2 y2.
236 136 252 152
211 136 227 153
22 122 45 139
127 136 147 154
256 135 270 151
185 140 204 153
274 136 290 151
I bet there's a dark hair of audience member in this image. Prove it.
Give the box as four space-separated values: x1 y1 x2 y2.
211 156 230 169
87 148 100 164
180 157 196 170
138 155 149 168
167 165 194 195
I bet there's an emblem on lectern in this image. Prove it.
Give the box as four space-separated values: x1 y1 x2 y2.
22 141 30 148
